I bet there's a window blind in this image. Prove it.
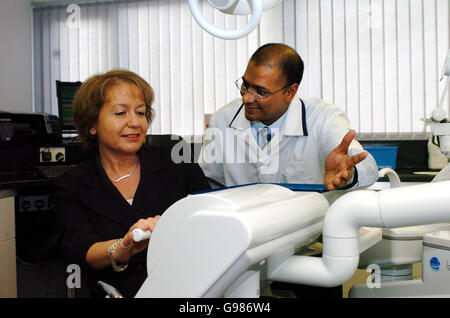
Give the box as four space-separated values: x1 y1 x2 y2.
33 0 450 138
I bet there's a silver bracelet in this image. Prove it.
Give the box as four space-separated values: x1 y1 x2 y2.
108 239 128 272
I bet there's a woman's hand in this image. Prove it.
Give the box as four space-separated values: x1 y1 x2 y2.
114 215 161 263
85 215 161 270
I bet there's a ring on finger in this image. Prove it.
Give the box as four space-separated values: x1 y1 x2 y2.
120 239 130 249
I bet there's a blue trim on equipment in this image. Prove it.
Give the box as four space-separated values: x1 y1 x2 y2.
194 182 327 194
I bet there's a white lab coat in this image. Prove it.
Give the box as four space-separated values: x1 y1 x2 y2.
198 95 379 188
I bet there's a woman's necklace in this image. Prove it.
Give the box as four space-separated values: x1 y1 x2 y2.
109 161 139 183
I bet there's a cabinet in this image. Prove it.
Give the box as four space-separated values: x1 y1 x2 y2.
0 189 17 298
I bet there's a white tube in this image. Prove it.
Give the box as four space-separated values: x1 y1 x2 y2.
379 181 450 228
97 281 123 298
269 255 359 287
188 0 263 40
323 190 384 239
378 168 401 188
133 229 152 242
269 181 450 287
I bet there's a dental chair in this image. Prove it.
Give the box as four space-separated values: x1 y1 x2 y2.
130 183 383 298
135 183 332 297
98 178 450 298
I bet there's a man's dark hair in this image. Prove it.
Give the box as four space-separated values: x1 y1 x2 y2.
249 43 304 86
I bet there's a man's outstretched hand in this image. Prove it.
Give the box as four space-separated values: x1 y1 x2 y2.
324 130 367 190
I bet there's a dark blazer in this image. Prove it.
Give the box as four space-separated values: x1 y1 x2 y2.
52 143 210 297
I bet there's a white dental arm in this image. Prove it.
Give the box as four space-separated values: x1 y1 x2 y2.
187 0 279 40
268 181 450 287
135 184 330 298
430 49 450 157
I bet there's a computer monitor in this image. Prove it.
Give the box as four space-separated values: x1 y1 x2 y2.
56 80 81 138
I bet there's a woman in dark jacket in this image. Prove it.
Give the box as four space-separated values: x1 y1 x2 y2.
53 70 210 297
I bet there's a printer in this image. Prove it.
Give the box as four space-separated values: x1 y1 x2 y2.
0 112 61 146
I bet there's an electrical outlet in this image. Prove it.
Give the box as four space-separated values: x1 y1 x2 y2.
18 195 50 212
39 147 66 163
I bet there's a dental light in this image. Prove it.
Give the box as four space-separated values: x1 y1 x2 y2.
429 49 450 157
187 0 279 40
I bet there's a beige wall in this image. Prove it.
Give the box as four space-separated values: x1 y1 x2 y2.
0 195 17 298
0 0 33 113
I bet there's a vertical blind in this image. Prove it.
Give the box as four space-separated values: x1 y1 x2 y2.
33 0 449 138
33 0 257 138
286 0 450 136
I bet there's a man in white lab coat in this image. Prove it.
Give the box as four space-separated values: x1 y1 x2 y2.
199 43 378 190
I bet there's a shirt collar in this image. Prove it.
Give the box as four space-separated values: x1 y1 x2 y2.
228 95 308 136
251 110 287 134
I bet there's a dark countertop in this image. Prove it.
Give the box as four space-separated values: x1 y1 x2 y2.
0 137 439 191
0 168 438 193
0 188 17 199
0 178 56 192
378 168 438 183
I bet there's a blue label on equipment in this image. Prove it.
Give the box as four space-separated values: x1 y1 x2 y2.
430 257 441 271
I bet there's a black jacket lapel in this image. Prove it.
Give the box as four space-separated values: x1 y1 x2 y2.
132 146 173 214
77 154 140 228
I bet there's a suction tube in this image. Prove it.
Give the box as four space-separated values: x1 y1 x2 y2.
269 181 450 287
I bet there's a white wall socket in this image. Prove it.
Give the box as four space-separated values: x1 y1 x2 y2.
39 147 66 163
